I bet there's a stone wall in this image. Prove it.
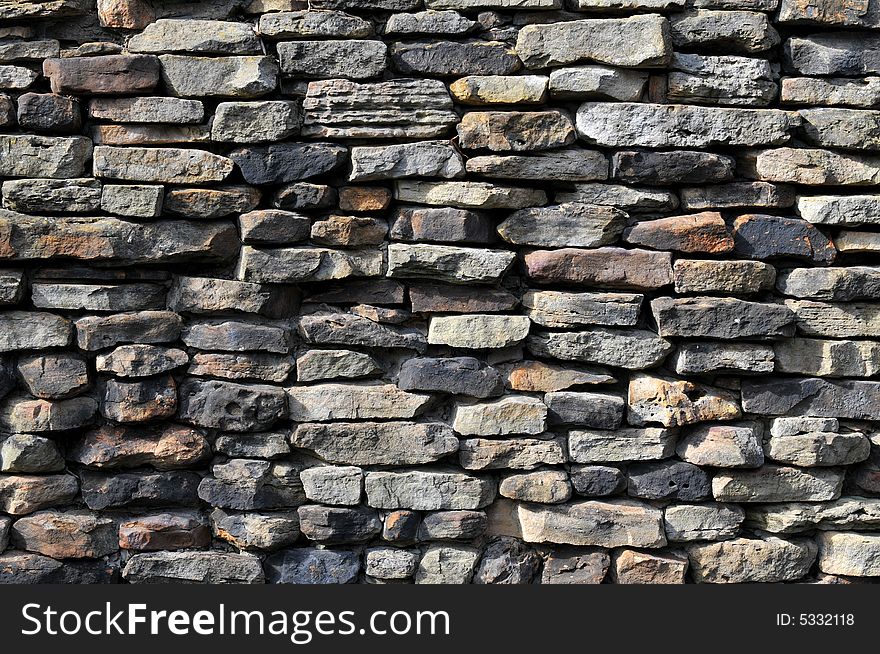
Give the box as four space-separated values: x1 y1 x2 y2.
0 0 879 584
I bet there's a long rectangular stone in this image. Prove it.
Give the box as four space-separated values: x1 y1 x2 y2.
786 34 880 75
569 428 676 463
746 148 880 185
93 146 234 184
236 246 383 283
742 378 880 420
576 103 793 148
524 248 673 290
797 195 880 225
786 300 880 338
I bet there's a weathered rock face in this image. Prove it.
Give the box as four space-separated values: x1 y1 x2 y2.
0 0 877 588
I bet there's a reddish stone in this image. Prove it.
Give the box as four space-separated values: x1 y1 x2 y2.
524 247 673 290
624 211 734 254
43 55 160 95
339 186 392 212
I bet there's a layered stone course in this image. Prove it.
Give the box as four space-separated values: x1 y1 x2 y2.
0 0 877 585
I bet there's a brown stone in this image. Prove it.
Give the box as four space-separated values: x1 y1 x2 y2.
339 187 392 212
611 549 688 584
524 247 673 290
11 510 118 559
69 424 210 470
97 0 155 29
624 212 734 253
119 511 211 551
43 55 160 94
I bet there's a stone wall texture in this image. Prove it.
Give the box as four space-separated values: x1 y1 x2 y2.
0 0 879 585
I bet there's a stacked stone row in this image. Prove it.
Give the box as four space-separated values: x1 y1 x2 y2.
0 0 879 584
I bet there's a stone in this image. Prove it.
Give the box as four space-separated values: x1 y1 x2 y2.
0 552 115 584
451 75 546 105
409 283 518 313
366 548 419 579
311 216 387 247
288 384 430 421
190 353 291 384
504 361 615 392
364 469 495 510
498 203 625 248
291 421 457 466
123 551 264 584
677 422 764 468
747 499 880 534
466 149 609 181
743 377 880 420
383 510 420 542
612 549 688 584
178 379 287 431
300 466 362 505
527 328 673 370
169 276 296 318
713 465 844 502
733 214 836 264
0 517 7 552
673 259 776 295
670 9 779 53
428 315 531 348
555 183 679 212
210 101 300 143
0 39 58 60
214 431 290 459
385 10 476 34
427 0 558 6
786 34 880 76
570 465 627 497
782 76 880 107
76 311 182 351
296 349 380 382
0 396 96 433
415 545 480 584
0 474 78 515
392 41 519 77
198 459 306 511
576 103 793 148
458 437 566 470
668 52 776 106
31 282 166 312
452 396 546 436
163 186 260 219
211 509 300 551
545 391 624 429
398 357 502 397
680 182 795 210
128 19 261 54
418 510 487 540
568 428 676 463
799 108 880 151
17 353 88 398
627 461 711 501
457 111 575 152
16 93 81 133
687 537 816 583
614 150 735 185
159 54 278 98
298 505 380 543
273 183 337 210
101 376 176 423
88 97 203 124
817 532 880 577
836 232 880 253
80 470 200 510
0 434 64 473
797 195 880 227
11 511 117 559
395 180 547 209
664 503 744 542
524 247 673 290
239 209 310 245
746 148 880 185
473 537 541 584
775 338 880 378
229 143 346 185
69 423 209 470
278 40 386 79
0 135 92 179
651 296 795 338
624 211 734 253
2 178 100 214
259 10 372 37
0 271 24 305
94 146 233 184
43 55 160 94
391 206 493 243
627 374 741 428
97 0 154 29
548 65 648 101
302 78 457 139
298 312 427 352
120 511 211 551
777 267 880 301
350 141 463 182
778 0 880 26
515 15 671 69
389 245 513 285
540 548 609 584
499 470 571 504
100 185 163 218
0 65 37 90
765 430 870 468
518 499 666 548
182 318 290 353
339 186 391 212
265 548 360 584
237 246 382 284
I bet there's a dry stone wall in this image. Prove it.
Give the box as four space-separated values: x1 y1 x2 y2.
0 0 879 584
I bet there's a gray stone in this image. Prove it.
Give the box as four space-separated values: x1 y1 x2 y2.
746 147 880 185
549 65 648 101
392 41 520 76
31 282 166 312
473 537 541 584
458 437 566 470
664 503 744 542
395 180 547 209
712 465 844 502
302 78 458 139
159 54 278 98
211 509 300 551
786 33 880 76
390 206 493 244
288 383 431 421
527 328 673 369
237 246 383 284
0 473 79 515
499 470 571 504
775 338 880 378
669 9 779 53
466 149 608 181
418 510 487 540
0 135 92 179
229 143 346 185
778 0 880 27
298 312 427 352
385 10 476 34
798 195 880 226
291 421 457 466
680 182 795 210
2 178 101 214
782 76 880 108
748 498 880 534
668 52 776 106
214 432 290 460
178 379 287 431
100 185 163 218
612 150 735 185
350 141 464 182
0 395 96 433
123 551 264 584
687 536 816 583
17 353 88 399
94 146 233 184
568 427 676 463
765 430 870 467
101 376 177 423
540 547 609 584
265 548 360 584
785 300 880 338
497 203 625 247
181 318 290 353
258 10 373 38
300 466 363 505
0 271 24 305
129 19 260 54
198 459 306 511
545 391 624 429
278 40 387 79
555 183 678 212
627 461 711 501
11 510 118 559
211 101 300 143
366 548 419 579
457 111 574 152
673 259 776 295
0 65 37 90
524 247 674 290
515 15 671 69
0 312 70 352
817 532 880 577
75 311 182 351
677 422 764 468
576 103 793 148
298 505 380 543
523 290 642 328
0 435 64 473
415 545 480 584
88 96 203 123
364 469 496 510
452 396 546 436
742 377 880 420
570 465 626 497
777 267 880 301
80 470 200 510
800 108 880 151
429 314 530 349
651 296 795 338
398 357 503 397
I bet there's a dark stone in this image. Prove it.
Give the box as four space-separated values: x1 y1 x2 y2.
0 552 117 584
391 41 520 76
230 143 348 185
398 357 504 398
627 461 712 501
390 206 494 243
297 505 382 543
570 465 627 497
545 391 624 428
383 510 420 542
265 548 361 584
741 378 880 420
418 510 487 541
178 379 288 432
733 214 836 264
612 150 735 185
80 470 202 510
473 537 540 584
16 93 81 133
408 283 519 313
